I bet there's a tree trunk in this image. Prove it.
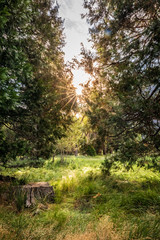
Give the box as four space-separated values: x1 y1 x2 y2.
103 143 106 155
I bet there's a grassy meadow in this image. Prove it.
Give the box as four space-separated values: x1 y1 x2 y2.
0 155 160 240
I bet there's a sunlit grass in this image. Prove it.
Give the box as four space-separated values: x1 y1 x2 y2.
0 155 160 239
112 164 160 182
0 155 104 183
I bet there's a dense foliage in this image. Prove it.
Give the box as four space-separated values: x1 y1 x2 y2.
0 0 75 164
82 0 160 168
55 116 97 157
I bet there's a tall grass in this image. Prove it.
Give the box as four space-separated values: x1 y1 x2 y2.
0 155 160 239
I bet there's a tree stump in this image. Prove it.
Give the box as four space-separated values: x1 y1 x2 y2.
21 182 54 207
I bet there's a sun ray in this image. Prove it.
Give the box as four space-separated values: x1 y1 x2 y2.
58 91 75 96
56 93 75 103
61 94 76 110
69 94 77 111
56 85 73 90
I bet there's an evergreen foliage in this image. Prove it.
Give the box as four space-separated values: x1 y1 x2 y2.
0 0 75 164
82 0 160 167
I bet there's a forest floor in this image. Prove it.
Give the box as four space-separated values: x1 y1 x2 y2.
0 155 160 240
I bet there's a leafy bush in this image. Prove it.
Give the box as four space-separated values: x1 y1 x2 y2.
0 127 28 166
80 144 96 156
101 154 115 175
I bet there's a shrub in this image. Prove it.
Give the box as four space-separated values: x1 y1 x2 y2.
101 155 114 175
80 144 96 156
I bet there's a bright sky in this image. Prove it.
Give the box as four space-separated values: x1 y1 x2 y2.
58 0 91 95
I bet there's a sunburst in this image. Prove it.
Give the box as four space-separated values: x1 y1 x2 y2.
72 69 90 96
56 69 90 112
56 83 77 112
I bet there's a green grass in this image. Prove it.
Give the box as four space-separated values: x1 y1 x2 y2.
0 155 160 239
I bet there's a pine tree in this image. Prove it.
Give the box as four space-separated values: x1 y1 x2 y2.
83 0 160 167
0 0 75 164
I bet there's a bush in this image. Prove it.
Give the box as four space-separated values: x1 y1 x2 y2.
101 155 114 175
80 144 96 156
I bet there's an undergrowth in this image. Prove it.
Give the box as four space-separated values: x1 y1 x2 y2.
0 155 160 239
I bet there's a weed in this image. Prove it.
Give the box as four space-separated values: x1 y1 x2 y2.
38 206 68 232
10 214 29 237
14 189 26 212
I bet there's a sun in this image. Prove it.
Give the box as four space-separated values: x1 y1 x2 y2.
72 69 90 96
56 69 91 112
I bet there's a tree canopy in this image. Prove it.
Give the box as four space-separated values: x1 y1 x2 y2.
0 0 76 164
1 0 160 169
81 0 160 167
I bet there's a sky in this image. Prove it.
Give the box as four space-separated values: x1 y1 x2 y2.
58 0 92 95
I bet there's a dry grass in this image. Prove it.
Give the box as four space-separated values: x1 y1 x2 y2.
57 216 127 240
0 224 14 240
